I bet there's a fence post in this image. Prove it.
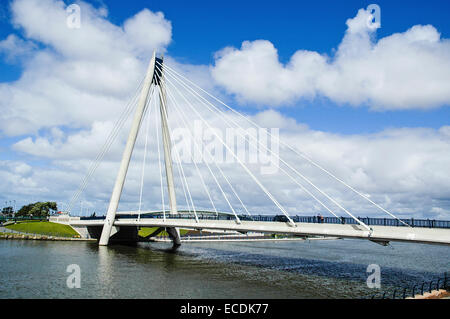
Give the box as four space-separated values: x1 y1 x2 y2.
420 282 426 295
444 272 448 290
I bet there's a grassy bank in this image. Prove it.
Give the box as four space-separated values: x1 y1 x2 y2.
138 227 189 237
4 221 80 238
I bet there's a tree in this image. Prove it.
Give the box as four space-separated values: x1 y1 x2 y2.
17 203 34 217
16 202 58 217
1 206 13 216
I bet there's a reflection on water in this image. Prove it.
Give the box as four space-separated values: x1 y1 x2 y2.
0 238 448 299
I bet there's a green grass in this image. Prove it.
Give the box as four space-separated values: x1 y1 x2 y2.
138 227 189 238
11 220 42 224
4 221 80 238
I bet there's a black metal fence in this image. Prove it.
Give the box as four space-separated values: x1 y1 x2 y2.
288 216 450 229
370 272 449 299
0 216 48 222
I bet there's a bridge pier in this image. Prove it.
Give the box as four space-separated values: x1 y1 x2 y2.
166 227 181 248
141 226 181 248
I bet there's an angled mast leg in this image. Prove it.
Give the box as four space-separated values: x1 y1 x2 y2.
156 56 178 216
99 51 156 246
156 57 181 249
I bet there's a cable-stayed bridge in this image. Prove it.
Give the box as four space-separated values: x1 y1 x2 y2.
58 51 450 247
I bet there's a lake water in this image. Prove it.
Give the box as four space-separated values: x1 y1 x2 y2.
0 238 448 299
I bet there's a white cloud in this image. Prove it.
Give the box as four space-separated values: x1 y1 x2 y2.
0 1 449 221
123 9 172 57
0 0 173 136
8 101 450 219
211 9 450 110
430 207 450 220
0 34 36 62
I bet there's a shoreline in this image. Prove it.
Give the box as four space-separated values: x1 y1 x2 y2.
0 231 339 243
0 232 96 241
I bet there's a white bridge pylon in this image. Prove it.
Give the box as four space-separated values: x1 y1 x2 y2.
99 51 179 245
88 51 446 246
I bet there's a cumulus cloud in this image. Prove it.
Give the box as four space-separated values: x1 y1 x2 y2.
0 0 173 136
8 96 450 219
211 8 450 110
0 34 36 62
0 1 449 221
124 9 172 57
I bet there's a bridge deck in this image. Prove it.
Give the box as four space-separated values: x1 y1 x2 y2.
69 217 450 246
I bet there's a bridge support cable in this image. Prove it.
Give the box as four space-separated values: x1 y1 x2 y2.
163 70 284 225
137 86 157 222
160 66 253 221
159 65 344 223
156 63 295 227
161 63 408 227
165 69 368 230
156 71 242 224
163 78 252 221
66 75 146 214
67 77 144 214
161 67 344 222
164 102 220 219
167 92 241 224
164 72 370 231
172 139 197 222
213 162 254 220
165 88 244 223
156 83 200 223
158 60 180 220
161 84 219 217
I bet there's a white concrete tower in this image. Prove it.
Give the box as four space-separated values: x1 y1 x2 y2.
99 52 180 246
99 51 157 246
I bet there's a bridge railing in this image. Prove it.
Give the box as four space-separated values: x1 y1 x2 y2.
79 213 450 229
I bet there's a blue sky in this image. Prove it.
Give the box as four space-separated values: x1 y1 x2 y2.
0 0 449 218
81 0 450 64
1 0 450 135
